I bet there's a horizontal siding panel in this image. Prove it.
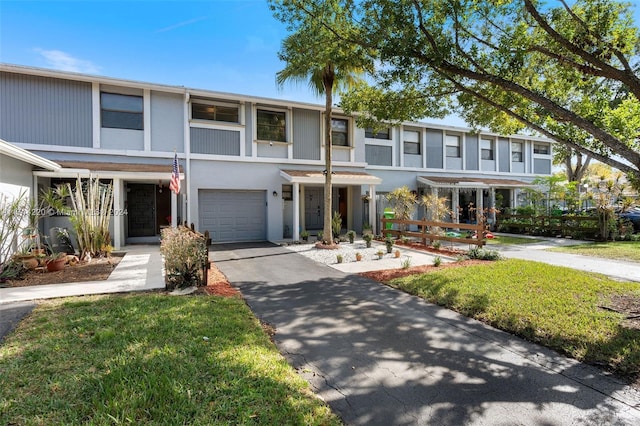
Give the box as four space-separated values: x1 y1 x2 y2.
365 145 392 166
190 127 240 155
0 72 92 147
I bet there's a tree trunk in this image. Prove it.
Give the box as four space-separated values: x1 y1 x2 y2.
323 67 335 245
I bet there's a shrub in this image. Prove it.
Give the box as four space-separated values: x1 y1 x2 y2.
346 230 356 243
363 233 373 248
161 227 208 289
467 248 502 261
336 254 343 263
401 257 412 269
433 256 442 267
332 212 342 238
431 240 441 250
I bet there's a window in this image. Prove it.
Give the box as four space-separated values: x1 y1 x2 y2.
365 127 391 139
445 134 461 158
481 138 494 160
101 93 143 130
403 130 421 155
534 143 550 155
512 142 523 162
192 102 239 123
331 118 349 146
257 109 286 142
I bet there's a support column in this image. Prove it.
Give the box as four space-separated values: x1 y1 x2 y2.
293 182 300 241
476 188 483 222
113 178 122 249
490 188 496 226
369 184 377 234
452 188 460 224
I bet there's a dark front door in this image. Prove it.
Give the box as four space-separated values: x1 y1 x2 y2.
304 187 323 230
128 184 156 237
156 187 172 233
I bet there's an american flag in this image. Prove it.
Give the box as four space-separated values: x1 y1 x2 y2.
170 152 180 194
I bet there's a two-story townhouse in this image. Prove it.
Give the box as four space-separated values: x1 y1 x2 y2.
0 64 553 250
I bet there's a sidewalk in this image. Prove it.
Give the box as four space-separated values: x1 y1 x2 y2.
0 245 165 304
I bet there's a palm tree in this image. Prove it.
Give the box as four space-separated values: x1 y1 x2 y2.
275 2 369 244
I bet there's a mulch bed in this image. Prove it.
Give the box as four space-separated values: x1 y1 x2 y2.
200 263 240 297
360 259 490 282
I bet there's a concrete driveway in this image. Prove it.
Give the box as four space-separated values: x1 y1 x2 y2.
211 242 640 426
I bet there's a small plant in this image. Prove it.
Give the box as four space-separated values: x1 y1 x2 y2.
332 212 342 238
467 248 502 261
400 236 409 244
401 257 412 269
355 252 362 261
363 233 373 248
336 254 343 264
432 240 441 250
161 226 209 289
376 250 384 259
317 231 323 241
346 230 356 243
363 222 372 234
300 230 309 241
433 256 442 267
385 237 394 253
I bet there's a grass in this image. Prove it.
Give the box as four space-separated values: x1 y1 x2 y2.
486 235 545 245
388 259 640 378
0 294 339 425
548 240 640 262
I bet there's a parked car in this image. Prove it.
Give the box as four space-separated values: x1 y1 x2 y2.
618 207 640 232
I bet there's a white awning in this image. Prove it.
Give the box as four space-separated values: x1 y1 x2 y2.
281 169 382 185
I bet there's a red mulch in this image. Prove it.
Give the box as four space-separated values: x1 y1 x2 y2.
360 259 490 282
201 263 240 297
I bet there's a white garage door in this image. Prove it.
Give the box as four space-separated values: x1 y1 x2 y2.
199 190 267 242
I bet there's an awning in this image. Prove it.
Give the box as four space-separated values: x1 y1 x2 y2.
33 160 184 180
281 169 382 185
418 176 531 189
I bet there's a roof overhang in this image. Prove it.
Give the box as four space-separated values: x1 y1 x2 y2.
0 139 61 171
281 169 382 185
32 160 184 181
418 176 531 189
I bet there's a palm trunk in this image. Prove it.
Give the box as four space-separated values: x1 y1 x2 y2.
323 67 335 245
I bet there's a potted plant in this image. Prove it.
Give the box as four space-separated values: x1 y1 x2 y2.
363 222 372 235
394 249 401 258
45 251 67 272
300 230 309 241
376 249 384 259
346 230 356 244
355 252 362 261
363 233 373 248
385 237 394 253
336 254 343 264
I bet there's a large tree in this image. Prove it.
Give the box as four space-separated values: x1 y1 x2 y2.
295 0 640 186
271 0 371 244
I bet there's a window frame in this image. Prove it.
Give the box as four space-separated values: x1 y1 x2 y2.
100 92 143 130
445 134 461 158
256 108 287 143
365 127 391 140
331 117 350 147
191 100 240 124
534 143 550 155
512 141 524 162
403 129 421 155
481 137 494 160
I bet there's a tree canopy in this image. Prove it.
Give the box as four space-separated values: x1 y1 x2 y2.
281 0 640 185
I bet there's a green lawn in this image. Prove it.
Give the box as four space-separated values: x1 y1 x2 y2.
388 259 640 377
548 240 640 262
0 294 339 425
486 235 545 245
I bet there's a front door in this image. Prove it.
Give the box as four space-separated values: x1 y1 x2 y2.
304 187 323 230
128 184 156 237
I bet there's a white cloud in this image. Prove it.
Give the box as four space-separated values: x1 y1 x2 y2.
34 49 100 74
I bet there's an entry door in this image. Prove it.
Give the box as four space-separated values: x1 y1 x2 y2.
128 184 156 237
304 188 323 229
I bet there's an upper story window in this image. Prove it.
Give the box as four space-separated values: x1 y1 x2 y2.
191 102 239 123
331 118 349 146
512 141 524 162
403 130 421 155
101 92 143 130
445 134 461 158
481 137 494 160
534 143 550 155
365 127 391 139
257 109 286 142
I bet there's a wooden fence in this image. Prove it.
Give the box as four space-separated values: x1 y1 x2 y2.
380 218 486 248
495 214 599 239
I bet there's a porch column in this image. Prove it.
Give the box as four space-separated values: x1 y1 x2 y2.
113 178 122 249
300 186 306 232
292 182 300 241
476 188 483 222
369 184 377 234
489 188 496 226
511 189 517 209
452 187 459 224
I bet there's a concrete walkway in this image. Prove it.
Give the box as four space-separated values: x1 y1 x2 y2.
0 245 165 304
211 242 640 426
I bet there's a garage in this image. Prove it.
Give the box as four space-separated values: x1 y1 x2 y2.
199 190 266 242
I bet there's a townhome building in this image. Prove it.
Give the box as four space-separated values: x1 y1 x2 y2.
0 64 554 249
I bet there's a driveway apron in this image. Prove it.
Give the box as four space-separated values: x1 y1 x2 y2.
211 242 640 426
